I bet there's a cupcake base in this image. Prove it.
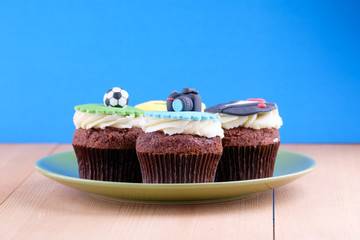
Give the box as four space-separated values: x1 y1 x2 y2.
136 131 223 184
73 145 142 183
215 142 280 182
137 152 222 183
72 127 144 183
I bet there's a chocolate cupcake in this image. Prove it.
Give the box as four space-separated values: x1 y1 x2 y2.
136 111 224 183
205 99 283 181
72 87 145 182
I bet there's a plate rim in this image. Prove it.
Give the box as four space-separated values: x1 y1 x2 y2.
35 149 316 188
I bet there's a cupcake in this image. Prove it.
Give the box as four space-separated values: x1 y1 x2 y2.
72 87 145 183
136 88 223 183
136 111 224 183
205 98 283 181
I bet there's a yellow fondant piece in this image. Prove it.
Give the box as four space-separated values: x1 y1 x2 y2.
135 100 206 112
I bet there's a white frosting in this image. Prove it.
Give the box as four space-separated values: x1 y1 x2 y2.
219 109 283 130
73 111 144 129
143 117 224 138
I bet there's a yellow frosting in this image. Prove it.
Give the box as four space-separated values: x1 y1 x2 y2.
135 100 206 112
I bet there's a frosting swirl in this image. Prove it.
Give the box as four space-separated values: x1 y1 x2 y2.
73 111 144 129
143 117 224 138
219 109 283 130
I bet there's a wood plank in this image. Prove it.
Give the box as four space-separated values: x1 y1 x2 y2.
0 144 58 204
0 144 273 240
51 144 74 154
276 144 360 239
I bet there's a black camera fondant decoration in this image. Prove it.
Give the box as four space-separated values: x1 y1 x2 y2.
166 88 202 112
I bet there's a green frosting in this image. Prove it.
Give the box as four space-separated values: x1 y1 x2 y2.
75 104 145 116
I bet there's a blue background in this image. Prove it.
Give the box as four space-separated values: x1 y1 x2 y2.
1 0 359 143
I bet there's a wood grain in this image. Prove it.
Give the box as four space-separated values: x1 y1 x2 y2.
0 144 57 204
0 144 273 240
276 144 360 240
1 144 359 239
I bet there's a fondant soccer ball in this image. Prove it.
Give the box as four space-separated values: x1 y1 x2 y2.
103 87 129 108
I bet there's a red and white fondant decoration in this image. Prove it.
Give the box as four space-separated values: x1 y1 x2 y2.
247 98 267 108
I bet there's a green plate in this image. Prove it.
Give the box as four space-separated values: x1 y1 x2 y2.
35 150 315 204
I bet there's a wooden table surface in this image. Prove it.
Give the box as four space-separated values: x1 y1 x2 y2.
0 144 359 240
